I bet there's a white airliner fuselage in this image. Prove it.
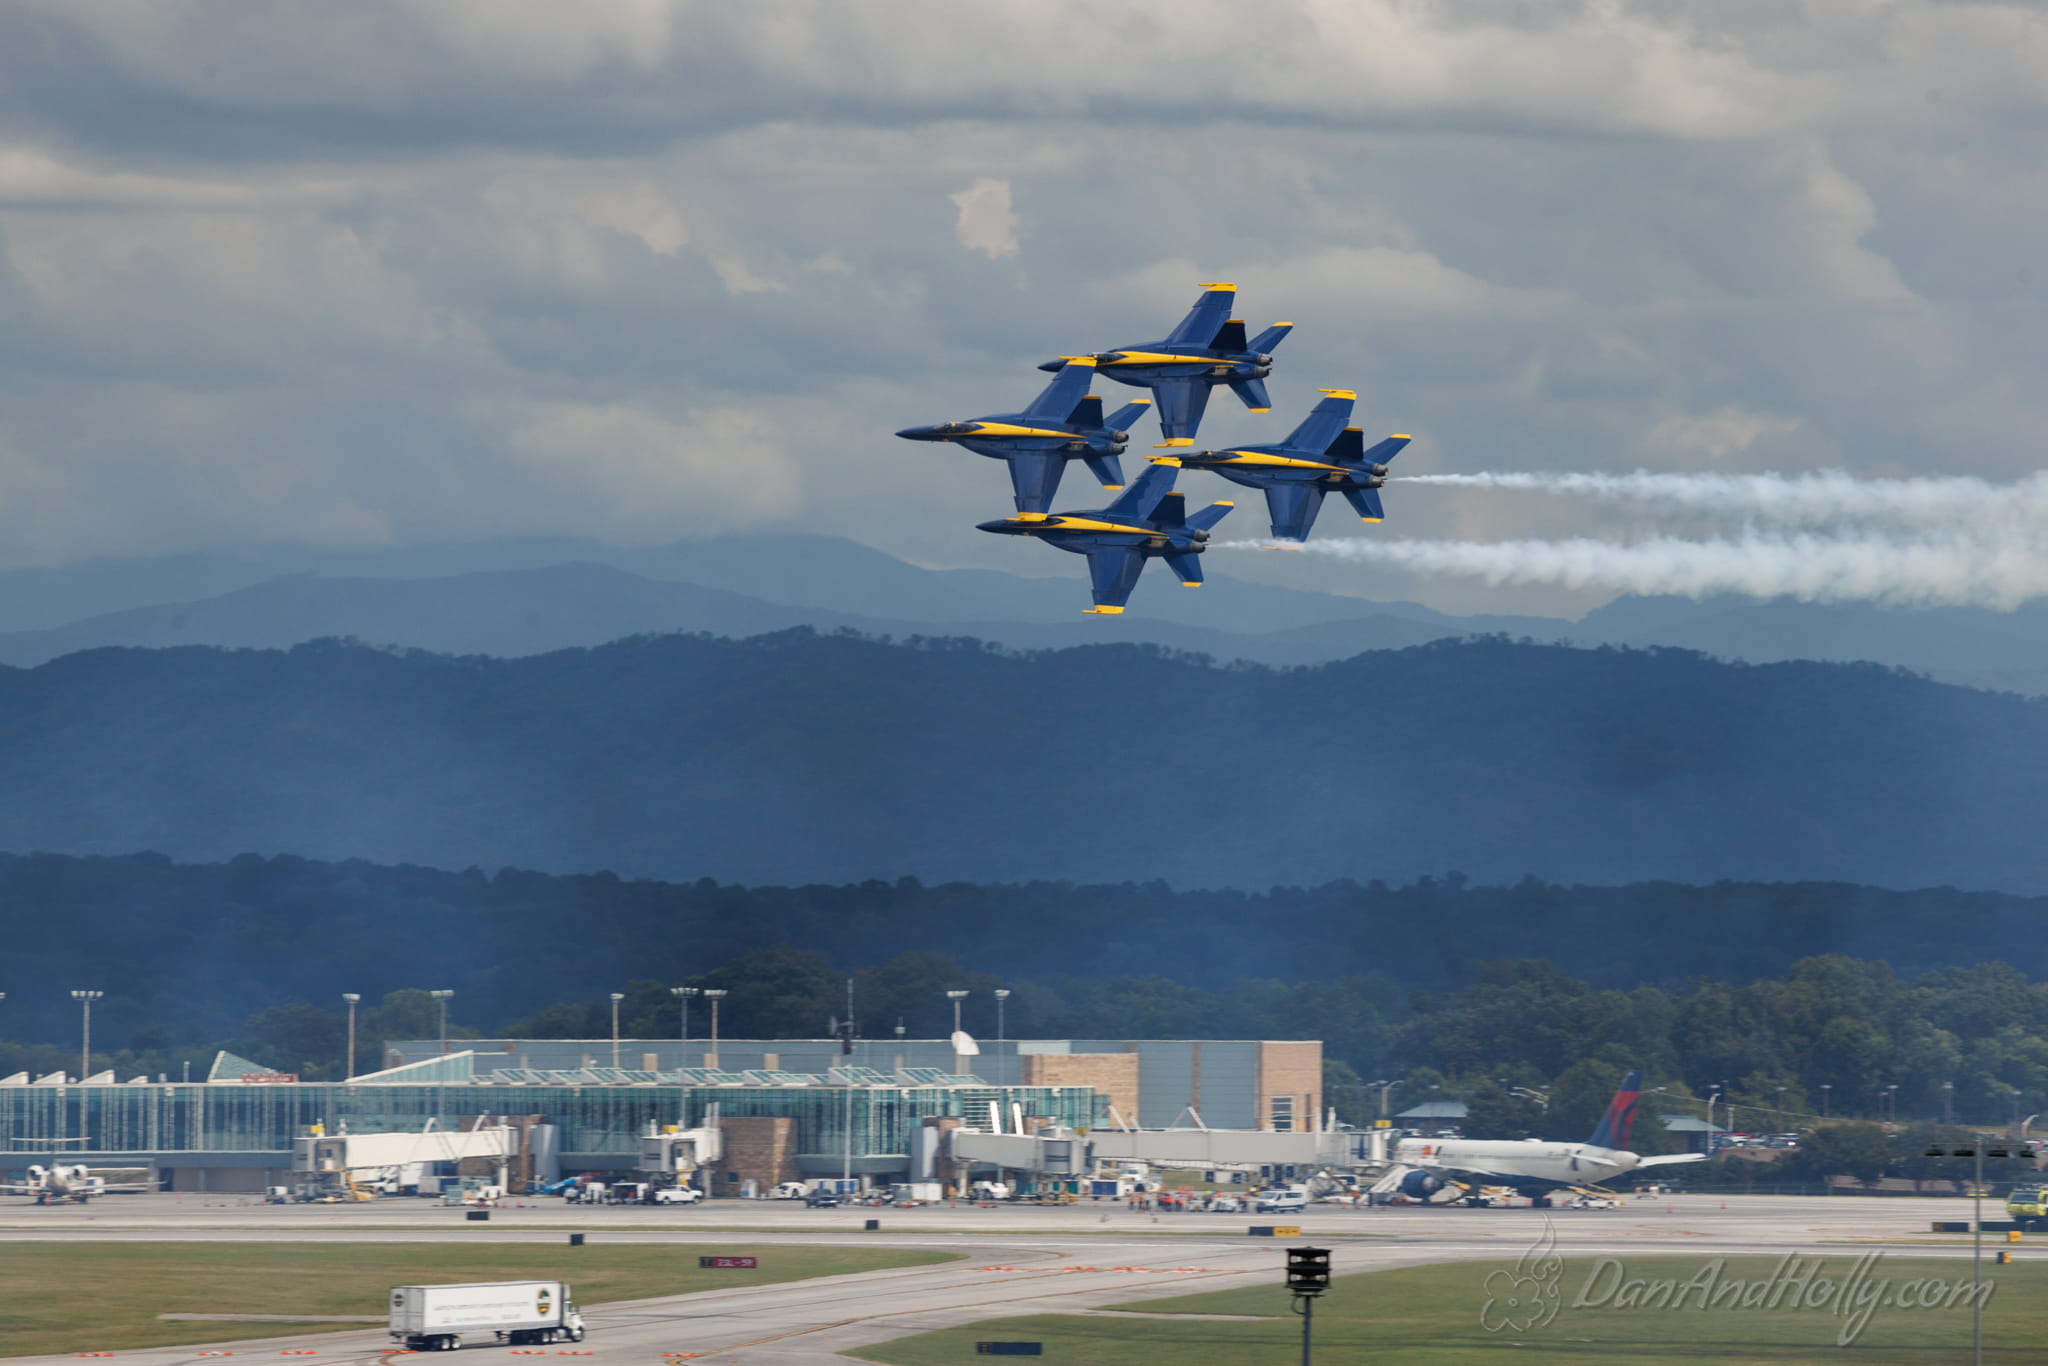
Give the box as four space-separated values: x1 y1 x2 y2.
1376 1071 1709 1205
1393 1136 1685 1188
2 1162 154 1204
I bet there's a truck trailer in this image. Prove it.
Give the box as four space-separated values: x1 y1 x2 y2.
388 1281 585 1351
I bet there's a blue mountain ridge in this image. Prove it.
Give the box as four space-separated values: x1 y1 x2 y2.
0 536 2046 689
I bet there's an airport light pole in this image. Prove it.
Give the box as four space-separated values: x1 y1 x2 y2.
672 986 699 1049
71 990 102 1080
610 993 626 1069
1944 1080 1955 1127
430 989 454 1048
946 990 970 1076
703 989 727 1068
1975 1139 1987 1366
1820 1083 1831 1117
342 993 361 1080
993 989 1010 1043
1923 1136 2010 1366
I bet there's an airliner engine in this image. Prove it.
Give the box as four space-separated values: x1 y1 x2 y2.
1400 1170 1445 1199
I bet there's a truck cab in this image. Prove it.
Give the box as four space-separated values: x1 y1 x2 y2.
2008 1189 2048 1230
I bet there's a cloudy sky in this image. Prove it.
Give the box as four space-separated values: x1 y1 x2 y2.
0 0 2042 614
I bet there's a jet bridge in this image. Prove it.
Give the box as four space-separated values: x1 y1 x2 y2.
951 1125 1388 1175
292 1122 517 1198
637 1122 722 1184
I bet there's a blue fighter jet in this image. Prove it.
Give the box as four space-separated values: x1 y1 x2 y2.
977 459 1235 614
895 358 1149 516
1039 283 1291 447
1180 388 1411 543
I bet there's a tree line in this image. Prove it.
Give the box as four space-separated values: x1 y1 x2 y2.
9 848 2048 1049
13 950 2048 1149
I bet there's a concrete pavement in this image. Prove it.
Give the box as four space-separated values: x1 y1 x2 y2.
0 1193 2008 1365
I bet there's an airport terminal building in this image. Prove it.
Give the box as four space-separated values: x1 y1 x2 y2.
0 1037 1322 1194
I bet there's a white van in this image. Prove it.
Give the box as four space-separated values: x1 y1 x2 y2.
1254 1188 1307 1214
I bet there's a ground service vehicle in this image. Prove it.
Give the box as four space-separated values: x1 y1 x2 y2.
1255 1187 1307 1213
388 1281 584 1351
2008 1189 2048 1230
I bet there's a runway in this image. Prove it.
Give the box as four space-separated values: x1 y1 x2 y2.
0 1193 2004 1365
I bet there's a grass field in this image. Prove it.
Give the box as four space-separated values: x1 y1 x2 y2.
0 1243 954 1357
856 1255 2048 1365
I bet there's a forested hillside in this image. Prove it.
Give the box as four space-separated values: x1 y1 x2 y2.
0 633 2042 891
3 848 2048 1048
8 939 2046 1142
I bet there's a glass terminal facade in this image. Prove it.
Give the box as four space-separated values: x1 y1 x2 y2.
0 1050 1106 1179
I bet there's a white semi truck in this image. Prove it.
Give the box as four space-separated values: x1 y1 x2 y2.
388 1281 586 1351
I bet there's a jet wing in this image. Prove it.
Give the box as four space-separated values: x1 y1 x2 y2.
1084 549 1147 613
1282 393 1353 453
1149 376 1214 445
1023 359 1097 421
1003 451 1066 516
1102 461 1178 521
1263 484 1329 543
1635 1153 1709 1168
1163 285 1236 347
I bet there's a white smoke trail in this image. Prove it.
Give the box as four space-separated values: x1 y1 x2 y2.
1398 469 2048 531
1216 531 2048 609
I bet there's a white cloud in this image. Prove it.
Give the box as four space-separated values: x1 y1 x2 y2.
949 178 1020 261
1127 245 1554 320
506 403 797 532
0 3 2038 617
486 172 688 257
14 1 2043 152
1649 407 1803 461
1783 138 1914 303
0 145 356 211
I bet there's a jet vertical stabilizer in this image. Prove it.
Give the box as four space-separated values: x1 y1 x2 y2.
1587 1070 1643 1150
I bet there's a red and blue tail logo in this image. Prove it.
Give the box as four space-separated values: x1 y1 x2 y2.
1586 1070 1642 1150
